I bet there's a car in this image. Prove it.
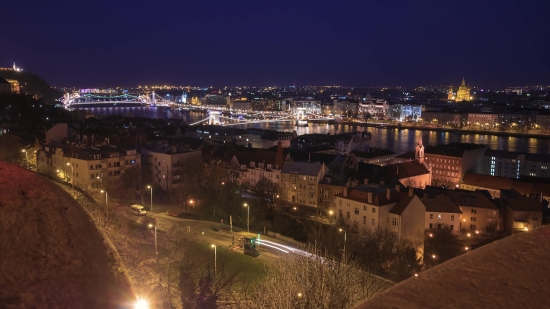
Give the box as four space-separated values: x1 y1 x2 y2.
133 208 147 216
131 204 145 210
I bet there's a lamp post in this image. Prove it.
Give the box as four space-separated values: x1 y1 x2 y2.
97 176 102 188
188 199 194 213
148 220 158 255
21 149 27 167
67 162 74 190
101 189 108 223
339 228 347 257
244 203 249 233
211 244 217 275
329 210 334 225
147 185 153 212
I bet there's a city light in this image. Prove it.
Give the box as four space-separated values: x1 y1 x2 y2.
134 299 149 309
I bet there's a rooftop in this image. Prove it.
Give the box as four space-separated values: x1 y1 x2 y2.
421 195 462 213
281 161 325 176
425 143 486 158
354 225 550 309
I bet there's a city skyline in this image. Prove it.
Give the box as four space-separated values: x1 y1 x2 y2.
1 0 550 88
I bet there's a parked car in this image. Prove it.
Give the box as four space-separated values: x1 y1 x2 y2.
133 208 147 216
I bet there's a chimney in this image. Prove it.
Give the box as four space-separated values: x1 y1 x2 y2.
386 188 391 200
367 192 373 203
364 178 369 184
408 186 414 197
344 187 348 197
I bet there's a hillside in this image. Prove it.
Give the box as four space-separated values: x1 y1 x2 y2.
0 161 135 308
0 70 60 102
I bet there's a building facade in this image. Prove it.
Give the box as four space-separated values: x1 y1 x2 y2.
281 161 328 208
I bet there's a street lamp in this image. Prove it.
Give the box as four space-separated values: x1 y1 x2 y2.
67 162 73 190
329 210 334 224
101 189 108 223
147 185 153 212
97 176 102 187
211 244 217 275
149 220 157 254
244 203 249 233
339 228 347 257
134 298 149 309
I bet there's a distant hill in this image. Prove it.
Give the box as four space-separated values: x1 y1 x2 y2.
0 70 60 102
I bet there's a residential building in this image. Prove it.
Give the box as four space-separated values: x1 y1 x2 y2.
482 150 524 179
421 195 462 234
424 143 488 187
441 190 499 233
535 114 550 131
523 154 550 178
247 129 296 149
495 189 543 232
141 141 200 191
281 161 328 208
318 177 346 213
36 143 141 190
334 185 425 258
6 79 20 94
226 143 287 186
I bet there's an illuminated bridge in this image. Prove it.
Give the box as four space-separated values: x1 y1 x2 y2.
61 92 173 107
61 92 335 126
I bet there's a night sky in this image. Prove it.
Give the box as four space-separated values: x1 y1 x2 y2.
1 0 549 88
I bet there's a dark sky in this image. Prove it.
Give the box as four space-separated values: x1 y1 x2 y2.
1 0 549 88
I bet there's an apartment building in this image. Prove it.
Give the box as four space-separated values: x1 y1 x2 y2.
442 190 499 233
334 185 425 252
421 195 462 234
226 143 287 186
141 141 200 191
334 132 371 155
37 143 141 190
523 154 550 178
424 143 488 187
281 161 328 207
482 150 524 179
495 189 543 232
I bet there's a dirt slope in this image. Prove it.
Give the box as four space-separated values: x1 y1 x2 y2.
0 161 135 308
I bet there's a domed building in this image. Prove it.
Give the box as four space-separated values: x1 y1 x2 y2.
456 78 471 101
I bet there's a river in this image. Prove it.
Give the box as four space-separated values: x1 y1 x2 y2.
84 106 549 155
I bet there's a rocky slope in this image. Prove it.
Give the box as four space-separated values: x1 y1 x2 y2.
0 161 135 308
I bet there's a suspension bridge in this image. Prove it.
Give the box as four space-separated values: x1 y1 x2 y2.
61 92 335 127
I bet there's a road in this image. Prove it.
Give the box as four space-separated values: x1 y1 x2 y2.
145 210 303 262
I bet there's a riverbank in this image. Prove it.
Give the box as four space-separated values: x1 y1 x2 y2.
338 121 550 139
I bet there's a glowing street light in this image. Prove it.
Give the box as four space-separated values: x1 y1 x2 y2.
297 292 303 298
339 228 347 257
467 233 471 237
465 246 469 251
211 244 217 275
66 162 74 190
429 233 433 237
244 203 249 233
147 185 153 212
432 254 437 259
134 298 149 309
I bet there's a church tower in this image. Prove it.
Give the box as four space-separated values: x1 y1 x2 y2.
447 85 454 100
415 134 424 163
456 78 471 101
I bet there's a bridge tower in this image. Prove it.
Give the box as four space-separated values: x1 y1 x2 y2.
151 92 156 105
209 111 221 125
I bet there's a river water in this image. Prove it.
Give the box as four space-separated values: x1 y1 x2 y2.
85 106 549 155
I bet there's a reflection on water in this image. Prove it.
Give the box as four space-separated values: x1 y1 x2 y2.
86 106 550 155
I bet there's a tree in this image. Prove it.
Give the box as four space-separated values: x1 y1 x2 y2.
424 227 462 269
247 246 390 309
253 177 279 209
0 134 24 163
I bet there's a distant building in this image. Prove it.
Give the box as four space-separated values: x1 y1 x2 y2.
421 111 463 127
455 78 471 101
346 148 397 167
467 113 497 128
6 79 20 94
334 132 371 155
226 143 287 186
390 104 422 122
185 125 252 146
349 160 431 189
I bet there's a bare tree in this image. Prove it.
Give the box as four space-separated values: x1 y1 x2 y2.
247 246 390 309
0 134 24 163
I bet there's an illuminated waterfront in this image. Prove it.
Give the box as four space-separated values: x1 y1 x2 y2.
85 106 550 154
